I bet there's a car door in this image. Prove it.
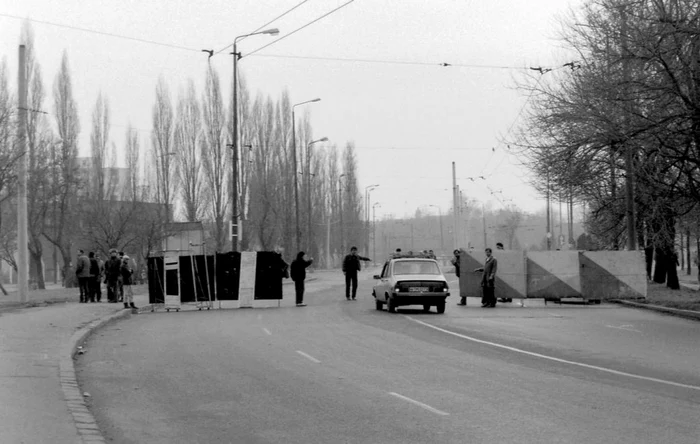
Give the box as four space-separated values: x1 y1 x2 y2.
377 261 391 301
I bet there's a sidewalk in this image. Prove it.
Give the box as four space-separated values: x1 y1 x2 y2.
0 286 149 444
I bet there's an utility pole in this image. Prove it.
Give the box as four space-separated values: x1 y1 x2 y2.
482 203 487 249
231 43 240 252
17 45 28 302
452 162 459 248
546 166 551 250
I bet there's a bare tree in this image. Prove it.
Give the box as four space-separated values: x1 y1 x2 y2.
201 66 228 251
0 58 19 277
174 78 204 222
89 92 110 200
125 123 141 202
151 76 176 220
49 51 81 286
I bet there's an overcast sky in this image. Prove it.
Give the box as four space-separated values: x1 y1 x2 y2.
0 0 581 220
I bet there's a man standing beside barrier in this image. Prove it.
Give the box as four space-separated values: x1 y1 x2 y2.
342 246 371 301
475 247 498 307
290 251 313 307
105 249 122 303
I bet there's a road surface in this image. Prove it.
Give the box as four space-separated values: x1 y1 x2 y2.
77 270 700 443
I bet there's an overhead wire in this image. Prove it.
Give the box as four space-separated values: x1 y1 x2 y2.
245 0 356 58
214 0 313 55
0 13 202 52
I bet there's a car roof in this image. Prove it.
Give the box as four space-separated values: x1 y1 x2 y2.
391 258 436 262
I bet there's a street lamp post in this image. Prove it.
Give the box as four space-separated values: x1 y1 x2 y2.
429 204 445 255
306 136 328 256
372 202 381 263
364 184 379 254
339 173 346 254
292 98 321 252
231 28 279 252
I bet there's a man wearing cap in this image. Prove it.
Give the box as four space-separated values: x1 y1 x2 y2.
342 246 371 301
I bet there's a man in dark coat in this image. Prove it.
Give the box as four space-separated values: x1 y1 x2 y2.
342 246 371 301
474 247 498 307
452 249 466 306
290 251 313 307
88 252 100 303
104 249 122 303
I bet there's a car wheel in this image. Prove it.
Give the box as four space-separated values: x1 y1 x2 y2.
436 302 445 314
423 304 431 312
386 296 396 313
375 299 383 310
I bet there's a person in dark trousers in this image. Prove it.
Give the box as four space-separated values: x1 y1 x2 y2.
104 249 122 303
495 242 512 303
452 249 466 306
88 252 100 303
342 246 371 301
75 250 91 303
117 251 126 302
475 247 498 307
290 251 313 307
96 254 105 302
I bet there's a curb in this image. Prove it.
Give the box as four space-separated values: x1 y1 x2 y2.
610 299 700 321
59 308 133 444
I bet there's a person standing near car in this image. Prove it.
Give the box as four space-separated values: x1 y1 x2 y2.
474 247 498 307
290 251 313 307
121 254 137 309
342 246 371 301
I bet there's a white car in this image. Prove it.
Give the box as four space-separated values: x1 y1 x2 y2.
372 256 450 313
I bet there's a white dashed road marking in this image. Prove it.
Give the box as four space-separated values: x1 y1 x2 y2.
296 350 321 364
263 328 272 336
389 392 449 416
605 324 642 334
405 316 700 392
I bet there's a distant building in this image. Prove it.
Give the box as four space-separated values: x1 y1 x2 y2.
76 157 131 200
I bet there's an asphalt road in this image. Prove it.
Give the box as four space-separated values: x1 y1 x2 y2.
77 271 700 444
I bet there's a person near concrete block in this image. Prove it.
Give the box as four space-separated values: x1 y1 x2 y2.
104 249 122 303
121 254 137 309
452 249 466 306
75 250 91 303
290 251 313 307
96 254 105 302
474 247 498 307
88 252 100 303
117 251 126 302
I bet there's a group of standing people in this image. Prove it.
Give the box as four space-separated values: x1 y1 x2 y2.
76 249 136 309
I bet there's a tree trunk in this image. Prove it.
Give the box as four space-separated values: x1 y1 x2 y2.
653 247 667 283
29 250 45 290
666 251 680 290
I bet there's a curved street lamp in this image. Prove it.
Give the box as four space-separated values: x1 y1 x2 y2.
365 184 379 254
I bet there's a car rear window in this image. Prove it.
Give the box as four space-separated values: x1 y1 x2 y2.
393 261 440 275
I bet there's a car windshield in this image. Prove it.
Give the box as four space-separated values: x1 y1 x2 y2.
393 261 440 275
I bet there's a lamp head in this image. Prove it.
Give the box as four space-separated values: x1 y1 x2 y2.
311 98 321 102
262 28 280 36
319 137 328 142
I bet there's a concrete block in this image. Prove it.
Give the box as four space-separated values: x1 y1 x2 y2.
580 251 647 299
526 251 581 298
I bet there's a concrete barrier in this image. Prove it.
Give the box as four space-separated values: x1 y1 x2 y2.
580 251 647 299
459 250 526 301
526 251 582 299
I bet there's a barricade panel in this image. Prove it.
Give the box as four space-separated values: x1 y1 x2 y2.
254 251 284 300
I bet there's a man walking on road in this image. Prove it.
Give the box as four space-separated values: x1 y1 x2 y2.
342 246 371 301
475 247 498 307
290 251 313 307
